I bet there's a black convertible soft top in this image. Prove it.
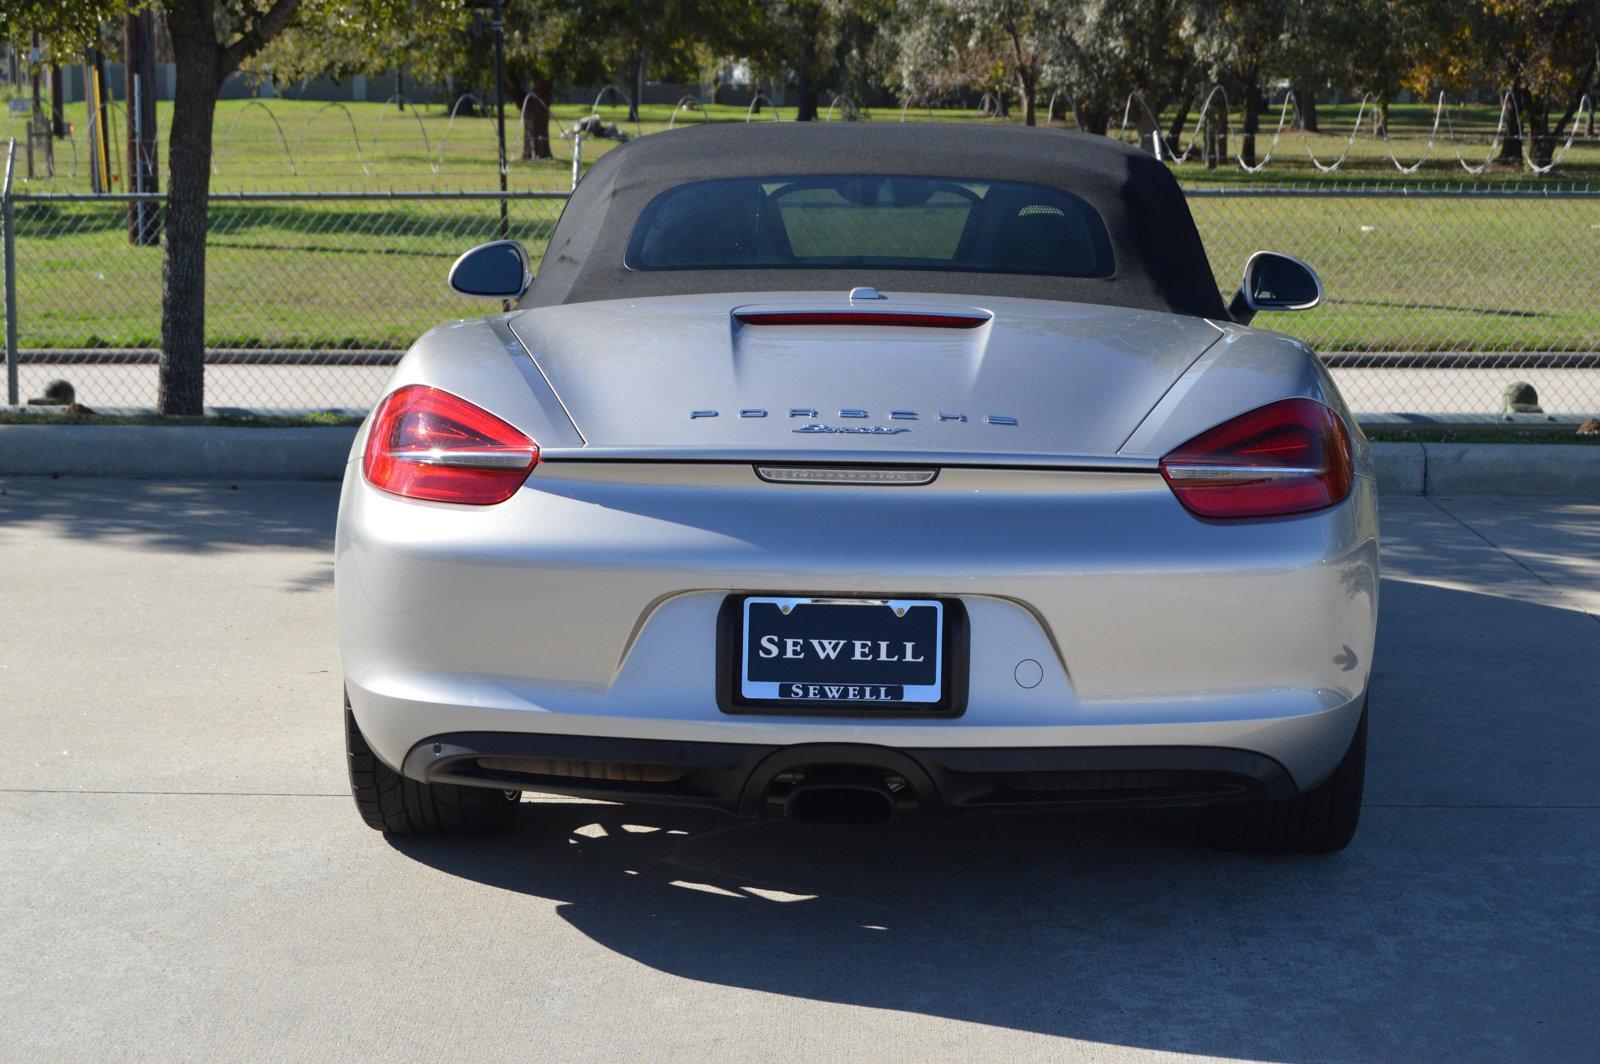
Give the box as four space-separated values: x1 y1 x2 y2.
524 122 1227 320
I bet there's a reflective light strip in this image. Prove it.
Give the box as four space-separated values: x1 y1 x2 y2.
1160 463 1323 484
755 466 938 486
387 449 537 470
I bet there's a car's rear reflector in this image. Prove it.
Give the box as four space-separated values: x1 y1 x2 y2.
755 465 938 486
734 310 990 329
1159 398 1353 518
362 385 538 505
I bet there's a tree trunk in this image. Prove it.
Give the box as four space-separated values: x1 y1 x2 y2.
1073 101 1109 136
1520 89 1555 169
396 67 404 109
796 32 819 121
522 74 553 160
159 14 224 416
628 48 643 123
1241 79 1263 167
1203 94 1227 167
1294 85 1318 132
1167 95 1193 142
1546 66 1594 163
1496 88 1524 165
50 63 66 137
1017 72 1036 127
153 0 302 415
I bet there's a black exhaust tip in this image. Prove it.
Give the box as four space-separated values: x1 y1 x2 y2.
784 767 897 826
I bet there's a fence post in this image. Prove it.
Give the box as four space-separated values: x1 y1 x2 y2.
3 139 18 406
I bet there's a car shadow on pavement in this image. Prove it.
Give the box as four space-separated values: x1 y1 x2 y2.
388 577 1600 1063
0 478 339 554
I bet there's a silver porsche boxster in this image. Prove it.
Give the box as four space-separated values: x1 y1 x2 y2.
337 124 1377 853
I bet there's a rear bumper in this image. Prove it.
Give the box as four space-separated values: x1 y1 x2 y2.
338 461 1379 793
401 730 1303 817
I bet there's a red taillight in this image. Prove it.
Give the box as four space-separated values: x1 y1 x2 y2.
362 385 538 505
1159 398 1353 519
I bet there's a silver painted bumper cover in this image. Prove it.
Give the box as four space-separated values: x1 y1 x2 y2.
338 462 1379 796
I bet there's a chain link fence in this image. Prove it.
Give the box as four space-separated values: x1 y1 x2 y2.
1191 186 1600 417
1 190 568 411
3 183 1598 417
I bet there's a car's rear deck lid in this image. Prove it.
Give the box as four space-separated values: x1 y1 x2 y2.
509 291 1221 459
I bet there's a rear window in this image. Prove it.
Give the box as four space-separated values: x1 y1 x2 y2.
625 175 1114 278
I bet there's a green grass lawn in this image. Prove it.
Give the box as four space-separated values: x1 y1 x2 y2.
1190 194 1600 352
4 98 1597 353
8 97 1596 194
10 197 564 349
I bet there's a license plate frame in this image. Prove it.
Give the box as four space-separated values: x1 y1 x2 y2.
717 594 968 718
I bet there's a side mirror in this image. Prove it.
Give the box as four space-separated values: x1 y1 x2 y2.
1229 251 1322 325
447 240 532 301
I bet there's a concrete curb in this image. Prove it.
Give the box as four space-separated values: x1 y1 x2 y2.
1369 443 1426 495
0 427 1596 495
1416 443 1600 496
0 425 358 480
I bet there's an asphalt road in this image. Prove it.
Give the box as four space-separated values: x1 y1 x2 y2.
2 480 1597 1063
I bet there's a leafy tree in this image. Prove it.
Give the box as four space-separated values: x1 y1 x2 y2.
257 1 608 160
449 2 604 161
1187 0 1289 165
7 1 404 415
889 1 1006 113
1335 0 1423 135
734 1 815 120
890 0 1060 125
1043 0 1197 136
589 0 735 122
1274 0 1426 136
1410 0 1600 168
966 0 1058 126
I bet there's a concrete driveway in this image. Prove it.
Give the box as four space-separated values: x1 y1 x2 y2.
2 480 1596 1063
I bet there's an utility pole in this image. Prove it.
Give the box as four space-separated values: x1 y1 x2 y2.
84 48 114 194
466 1 510 244
27 34 41 178
124 9 160 244
491 0 509 242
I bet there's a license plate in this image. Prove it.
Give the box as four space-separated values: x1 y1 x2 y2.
740 596 944 706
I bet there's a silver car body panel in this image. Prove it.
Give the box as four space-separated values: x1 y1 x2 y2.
339 292 1378 797
506 291 1224 457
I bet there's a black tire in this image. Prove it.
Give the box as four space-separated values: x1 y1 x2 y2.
1200 703 1367 854
345 702 518 836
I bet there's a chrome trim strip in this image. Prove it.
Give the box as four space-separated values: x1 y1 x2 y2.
755 465 938 486
1161 464 1323 483
389 449 536 470
537 445 1162 472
